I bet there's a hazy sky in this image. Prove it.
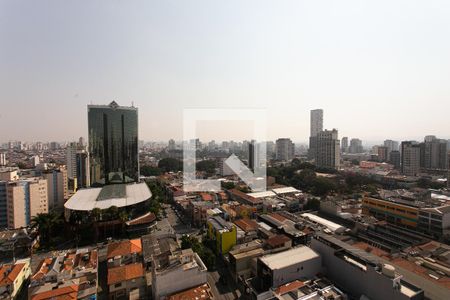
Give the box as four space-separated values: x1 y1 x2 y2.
1 0 450 144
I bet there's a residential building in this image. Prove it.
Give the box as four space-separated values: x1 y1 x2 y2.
311 233 424 300
401 142 421 176
276 138 294 161
108 263 146 300
43 167 68 209
168 139 176 151
257 246 321 290
88 101 139 186
341 137 348 153
0 153 6 166
228 240 265 282
315 129 340 169
107 239 147 299
0 258 31 300
66 142 78 180
309 109 323 159
390 151 401 170
166 283 213 300
417 205 450 237
7 178 48 229
0 182 7 228
419 136 448 170
378 146 389 162
349 138 364 154
152 248 207 300
207 216 237 255
28 249 98 300
384 140 399 156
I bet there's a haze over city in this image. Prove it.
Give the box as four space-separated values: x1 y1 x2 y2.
1 0 450 143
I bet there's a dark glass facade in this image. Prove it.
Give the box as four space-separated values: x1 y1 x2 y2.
88 101 139 186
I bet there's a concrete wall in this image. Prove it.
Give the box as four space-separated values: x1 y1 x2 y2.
271 254 321 288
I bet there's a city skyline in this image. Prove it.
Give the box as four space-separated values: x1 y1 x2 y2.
1 1 450 143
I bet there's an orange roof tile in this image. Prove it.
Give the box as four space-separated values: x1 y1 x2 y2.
168 283 212 300
31 285 79 300
234 218 259 232
107 263 144 285
276 280 305 295
107 239 142 258
0 263 26 286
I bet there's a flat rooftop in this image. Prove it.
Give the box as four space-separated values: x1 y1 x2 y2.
260 246 320 270
64 182 151 211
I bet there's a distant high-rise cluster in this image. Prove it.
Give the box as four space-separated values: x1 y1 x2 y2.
309 109 340 169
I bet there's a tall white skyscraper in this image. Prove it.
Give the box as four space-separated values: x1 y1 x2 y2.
310 109 324 137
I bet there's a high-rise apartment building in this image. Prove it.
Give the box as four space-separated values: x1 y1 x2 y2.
0 153 6 166
389 151 401 170
43 167 68 209
377 146 389 162
309 109 323 159
401 141 421 176
384 140 399 153
66 142 78 180
276 138 294 161
341 137 348 153
310 109 323 137
6 178 48 229
349 138 364 154
419 136 448 170
168 139 176 151
0 181 7 228
88 101 139 186
315 129 340 169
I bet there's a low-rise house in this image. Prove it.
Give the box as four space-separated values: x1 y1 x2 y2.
152 249 208 299
207 216 237 255
228 240 264 283
106 239 147 299
166 283 213 300
28 249 98 300
107 263 146 300
256 246 321 291
0 259 31 300
234 218 259 243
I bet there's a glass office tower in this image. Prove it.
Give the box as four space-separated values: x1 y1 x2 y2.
88 101 139 186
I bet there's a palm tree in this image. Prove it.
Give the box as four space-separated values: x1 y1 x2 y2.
30 212 62 247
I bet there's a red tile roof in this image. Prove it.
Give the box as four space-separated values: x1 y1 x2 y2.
229 189 262 205
276 280 305 295
107 239 142 258
167 283 212 300
234 218 259 232
31 285 79 300
107 263 144 285
0 263 26 286
266 234 291 248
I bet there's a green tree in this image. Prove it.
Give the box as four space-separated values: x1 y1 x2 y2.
141 165 162 176
158 158 182 172
196 160 216 175
30 212 63 247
